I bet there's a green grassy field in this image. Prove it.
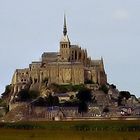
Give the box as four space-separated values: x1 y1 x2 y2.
0 120 139 140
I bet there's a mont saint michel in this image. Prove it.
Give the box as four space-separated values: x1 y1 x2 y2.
0 0 140 139
0 16 139 122
11 16 107 93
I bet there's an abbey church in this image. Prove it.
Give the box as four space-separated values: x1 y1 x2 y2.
11 16 107 94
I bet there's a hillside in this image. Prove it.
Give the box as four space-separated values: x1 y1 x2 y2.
0 82 140 122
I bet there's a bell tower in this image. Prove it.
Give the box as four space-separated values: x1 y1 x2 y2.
60 15 71 61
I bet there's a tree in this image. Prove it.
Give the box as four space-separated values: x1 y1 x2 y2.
31 97 47 106
103 106 109 113
76 88 92 114
46 94 59 106
118 91 131 106
118 96 122 106
31 94 60 107
29 90 39 99
2 85 12 99
78 101 88 114
18 89 39 101
46 94 54 106
119 91 131 100
60 100 79 107
76 88 92 102
18 89 30 101
110 84 116 89
99 85 109 94
53 96 59 106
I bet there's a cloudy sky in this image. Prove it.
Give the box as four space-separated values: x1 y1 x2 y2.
0 0 140 97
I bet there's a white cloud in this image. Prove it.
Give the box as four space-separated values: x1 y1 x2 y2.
113 9 129 21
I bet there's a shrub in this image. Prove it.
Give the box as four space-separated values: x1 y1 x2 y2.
110 84 116 89
18 89 30 101
71 84 85 92
31 97 47 106
28 90 40 99
18 89 40 101
78 101 88 114
76 88 92 102
76 88 92 114
119 91 131 100
99 85 109 94
103 106 109 113
49 83 85 93
61 100 79 107
118 91 131 106
46 94 59 106
2 85 12 99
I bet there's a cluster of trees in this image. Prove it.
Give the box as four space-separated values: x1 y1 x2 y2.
17 89 40 101
49 83 85 93
1 85 12 99
99 85 109 94
118 91 131 106
2 81 134 116
76 88 92 114
30 86 93 114
31 94 59 107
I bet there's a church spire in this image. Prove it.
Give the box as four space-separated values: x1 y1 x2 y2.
63 14 67 36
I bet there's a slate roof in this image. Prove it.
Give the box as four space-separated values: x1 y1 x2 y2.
42 52 58 58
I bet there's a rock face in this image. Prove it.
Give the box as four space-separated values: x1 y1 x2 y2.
10 16 107 101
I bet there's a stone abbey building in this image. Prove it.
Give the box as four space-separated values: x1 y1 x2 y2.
11 16 107 93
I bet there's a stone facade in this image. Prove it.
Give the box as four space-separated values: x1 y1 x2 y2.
11 16 107 94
